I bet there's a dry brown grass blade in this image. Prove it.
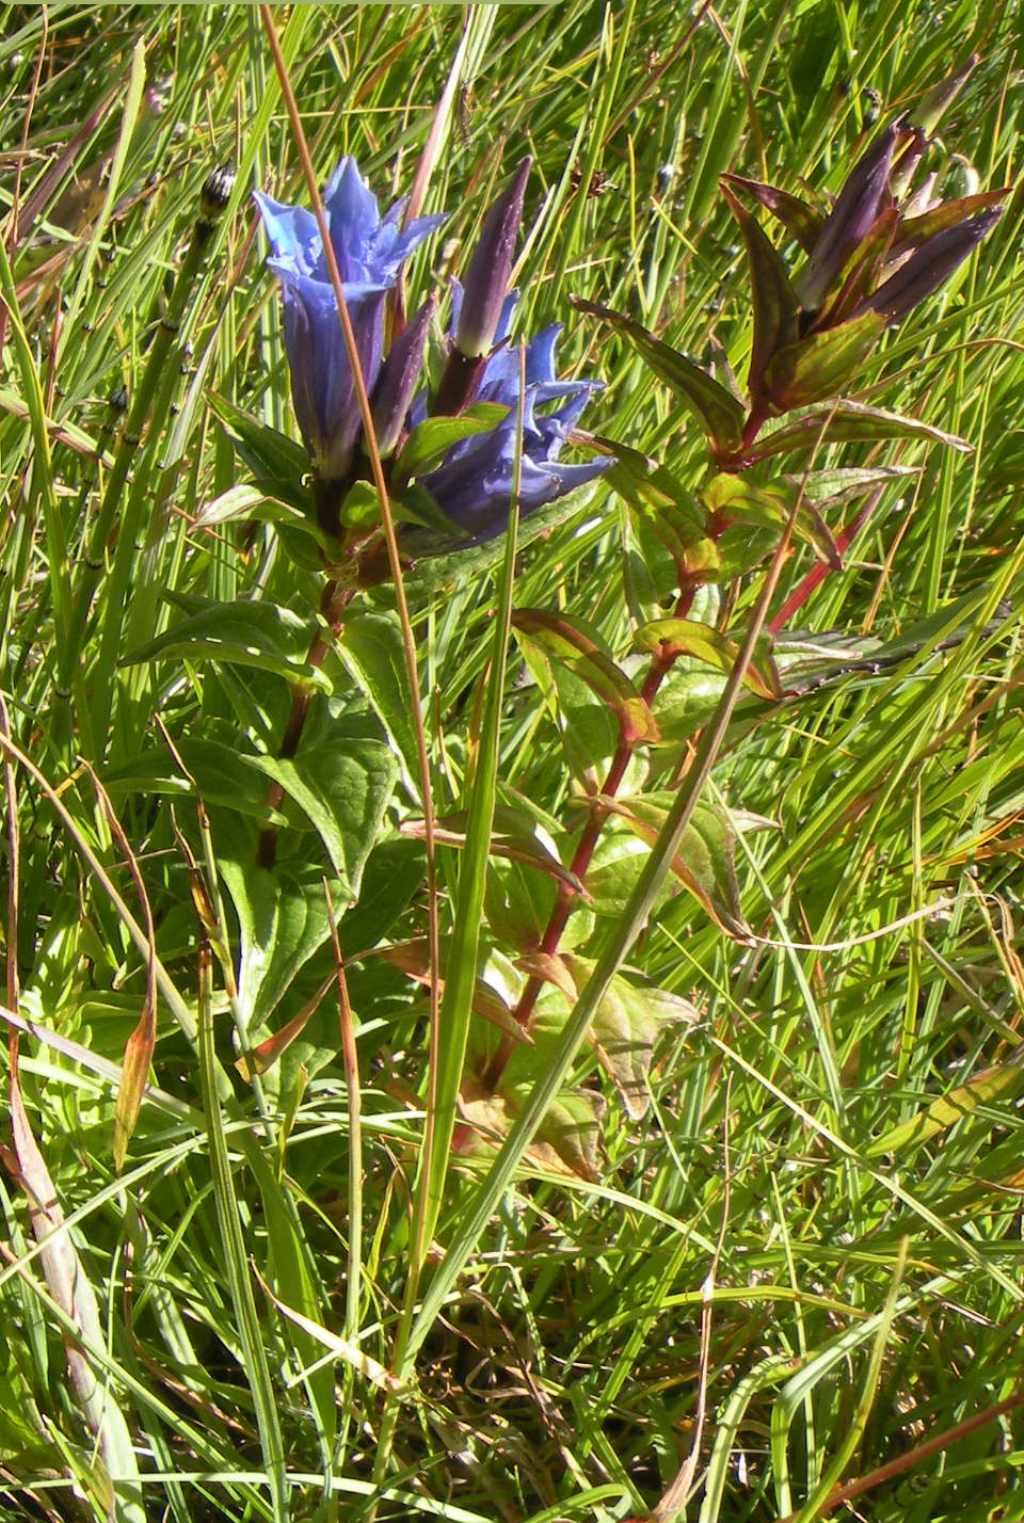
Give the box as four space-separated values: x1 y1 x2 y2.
6 1054 143 1517
83 762 158 1171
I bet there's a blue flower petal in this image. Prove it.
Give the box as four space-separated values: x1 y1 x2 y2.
253 191 321 278
324 157 381 280
269 265 388 478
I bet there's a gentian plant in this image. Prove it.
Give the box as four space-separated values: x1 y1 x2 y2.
190 60 1004 1178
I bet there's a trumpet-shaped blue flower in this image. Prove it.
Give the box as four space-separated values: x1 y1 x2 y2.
417 320 610 544
254 158 445 479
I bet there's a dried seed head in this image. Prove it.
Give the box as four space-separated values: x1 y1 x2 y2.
200 164 236 216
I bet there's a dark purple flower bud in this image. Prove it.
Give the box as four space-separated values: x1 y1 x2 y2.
797 124 901 311
370 295 436 457
455 156 532 358
853 208 1001 324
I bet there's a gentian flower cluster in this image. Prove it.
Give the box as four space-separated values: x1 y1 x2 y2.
720 93 1005 420
255 156 609 551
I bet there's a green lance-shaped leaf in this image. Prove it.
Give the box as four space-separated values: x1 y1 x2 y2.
634 617 782 700
245 739 399 899
218 850 334 1029
866 1056 1024 1157
392 402 510 486
122 596 331 690
604 793 752 941
762 308 887 413
720 181 801 399
778 464 921 506
512 608 658 746
751 396 973 459
194 483 326 540
570 296 746 453
703 471 842 570
598 435 720 580
207 391 310 508
719 172 825 253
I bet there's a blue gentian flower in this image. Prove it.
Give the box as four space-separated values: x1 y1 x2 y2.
257 154 608 556
417 317 610 544
254 158 445 480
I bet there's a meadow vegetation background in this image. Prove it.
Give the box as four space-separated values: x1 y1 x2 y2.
1 3 1023 1521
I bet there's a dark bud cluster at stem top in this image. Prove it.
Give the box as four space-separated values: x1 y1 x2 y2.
718 54 1006 428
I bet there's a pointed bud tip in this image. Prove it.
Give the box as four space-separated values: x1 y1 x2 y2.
455 156 533 358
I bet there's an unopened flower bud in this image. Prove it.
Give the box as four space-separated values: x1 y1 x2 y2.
455 156 532 358
370 296 436 457
854 208 1001 324
798 123 902 310
914 55 979 137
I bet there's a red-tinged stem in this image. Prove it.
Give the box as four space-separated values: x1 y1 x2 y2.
739 401 769 454
487 590 694 1082
769 485 885 634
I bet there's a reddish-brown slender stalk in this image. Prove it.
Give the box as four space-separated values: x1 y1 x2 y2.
769 484 885 634
501 586 696 1057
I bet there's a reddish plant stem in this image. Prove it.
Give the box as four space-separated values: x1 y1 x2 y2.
503 588 695 1052
491 400 776 1082
768 484 885 634
257 579 354 869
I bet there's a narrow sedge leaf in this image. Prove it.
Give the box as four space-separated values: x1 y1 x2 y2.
0 386 116 462
720 181 801 397
633 618 782 700
763 309 886 412
570 296 746 452
751 397 973 457
512 608 658 745
720 173 825 253
867 1058 1024 1157
10 1063 146 1520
